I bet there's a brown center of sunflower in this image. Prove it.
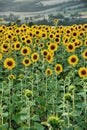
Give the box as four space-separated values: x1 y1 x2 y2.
51 45 55 50
27 40 31 43
67 30 70 33
22 37 25 41
71 58 76 62
7 61 13 66
55 38 59 42
16 44 20 48
56 66 60 71
50 35 53 38
16 30 19 33
68 45 73 49
43 51 47 56
25 59 29 64
8 35 11 39
47 55 51 60
85 52 87 56
30 33 32 36
13 38 17 42
81 70 86 75
23 49 27 54
36 31 39 34
3 44 8 49
42 34 45 37
47 70 51 75
80 33 83 36
73 32 76 36
33 55 37 59
65 39 68 43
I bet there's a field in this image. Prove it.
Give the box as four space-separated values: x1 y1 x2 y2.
0 21 87 130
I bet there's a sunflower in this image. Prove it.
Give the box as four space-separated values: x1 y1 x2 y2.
78 67 87 78
12 36 18 42
46 53 53 63
41 49 49 58
8 74 16 79
22 57 31 66
21 36 26 42
11 43 15 50
48 43 58 52
25 38 32 46
4 58 16 70
14 42 21 50
82 49 87 59
1 43 10 52
39 43 44 48
84 39 87 46
21 46 31 56
15 28 20 34
53 19 58 24
66 43 75 52
72 31 78 37
54 37 60 45
31 52 39 62
45 68 52 76
79 31 84 38
41 31 47 39
68 55 78 66
0 53 2 60
49 33 54 40
55 64 63 74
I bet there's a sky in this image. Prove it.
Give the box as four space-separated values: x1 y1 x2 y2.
15 0 69 2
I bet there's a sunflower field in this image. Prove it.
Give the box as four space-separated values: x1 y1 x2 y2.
0 20 87 130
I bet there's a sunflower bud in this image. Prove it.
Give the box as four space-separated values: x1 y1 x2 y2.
25 89 33 98
64 93 72 101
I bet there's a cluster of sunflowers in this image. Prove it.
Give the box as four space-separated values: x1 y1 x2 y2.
0 23 87 78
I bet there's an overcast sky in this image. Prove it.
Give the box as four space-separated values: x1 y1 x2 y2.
15 0 69 2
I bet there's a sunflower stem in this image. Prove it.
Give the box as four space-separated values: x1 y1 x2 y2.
83 80 87 123
8 78 12 128
66 101 70 128
1 83 4 125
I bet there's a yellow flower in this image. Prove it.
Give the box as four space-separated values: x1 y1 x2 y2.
68 55 78 67
48 43 58 52
21 46 31 56
41 49 49 58
46 53 53 63
8 74 16 79
45 68 52 76
0 53 2 60
31 52 39 62
4 58 16 70
78 67 87 78
53 19 58 24
22 57 31 66
25 37 32 46
55 64 63 74
66 43 75 52
82 49 87 59
14 42 21 50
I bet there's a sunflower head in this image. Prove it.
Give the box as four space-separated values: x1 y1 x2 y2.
78 67 87 78
22 58 31 66
4 58 16 70
66 43 75 52
31 52 39 62
55 64 63 74
21 46 31 56
45 68 52 76
68 55 78 67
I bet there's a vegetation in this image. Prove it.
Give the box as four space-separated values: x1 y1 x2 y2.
0 20 87 130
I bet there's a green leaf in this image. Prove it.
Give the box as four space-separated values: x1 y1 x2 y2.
31 115 40 121
34 122 44 130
